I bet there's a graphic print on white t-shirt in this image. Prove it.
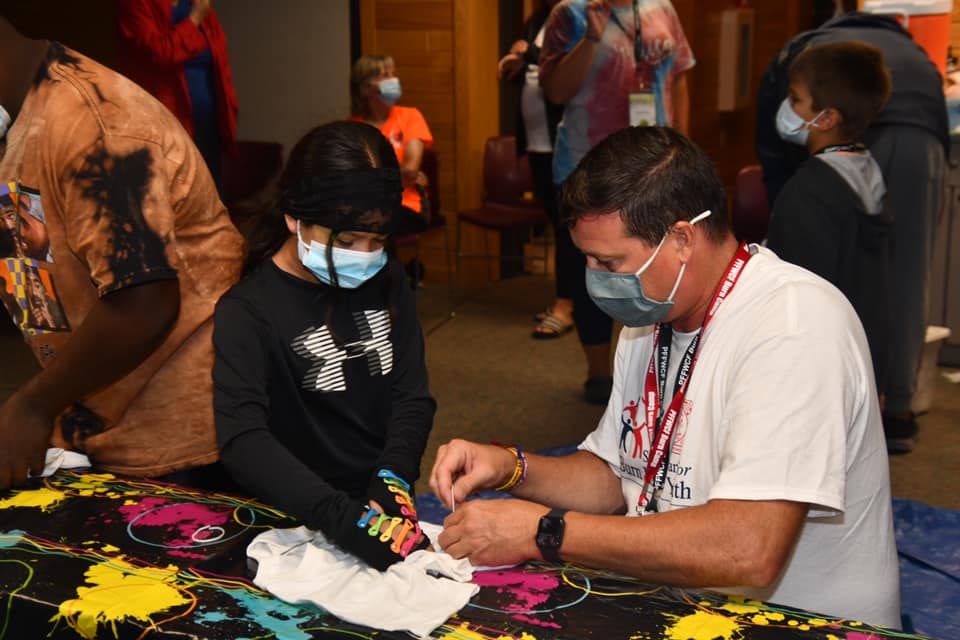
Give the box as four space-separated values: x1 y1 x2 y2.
617 328 699 515
291 309 393 392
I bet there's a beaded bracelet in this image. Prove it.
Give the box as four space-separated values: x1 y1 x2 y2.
494 445 527 492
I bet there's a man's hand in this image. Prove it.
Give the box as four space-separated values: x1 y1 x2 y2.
0 392 54 490
190 0 212 25
508 39 529 56
439 498 546 567
497 53 525 81
585 0 611 41
429 439 516 508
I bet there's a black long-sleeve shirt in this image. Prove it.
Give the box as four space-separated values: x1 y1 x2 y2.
212 258 435 536
766 157 892 390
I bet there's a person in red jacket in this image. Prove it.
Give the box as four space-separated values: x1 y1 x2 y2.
116 0 238 193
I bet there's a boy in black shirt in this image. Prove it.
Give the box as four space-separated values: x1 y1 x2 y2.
766 42 899 447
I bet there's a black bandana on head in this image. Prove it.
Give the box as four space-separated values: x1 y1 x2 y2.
278 168 402 233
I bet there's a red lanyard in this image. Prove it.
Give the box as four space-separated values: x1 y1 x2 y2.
637 242 752 512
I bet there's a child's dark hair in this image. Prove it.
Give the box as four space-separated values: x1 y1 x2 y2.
242 121 402 333
244 120 399 273
788 41 891 140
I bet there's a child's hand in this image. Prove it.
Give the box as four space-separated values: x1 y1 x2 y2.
335 500 430 570
367 468 419 521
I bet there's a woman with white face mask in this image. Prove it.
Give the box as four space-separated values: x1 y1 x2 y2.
349 55 434 232
212 120 436 571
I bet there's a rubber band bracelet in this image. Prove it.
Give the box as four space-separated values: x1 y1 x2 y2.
494 445 527 492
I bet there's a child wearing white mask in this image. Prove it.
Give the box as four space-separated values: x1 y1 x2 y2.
212 121 436 570
766 42 894 428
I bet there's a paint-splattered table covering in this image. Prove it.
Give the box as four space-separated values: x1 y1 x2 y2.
0 471 932 640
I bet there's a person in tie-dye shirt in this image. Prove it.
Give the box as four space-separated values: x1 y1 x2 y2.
0 14 244 490
539 0 694 405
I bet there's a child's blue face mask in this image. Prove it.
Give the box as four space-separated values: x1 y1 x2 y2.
296 221 387 289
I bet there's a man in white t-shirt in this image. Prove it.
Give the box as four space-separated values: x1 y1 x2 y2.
429 126 900 629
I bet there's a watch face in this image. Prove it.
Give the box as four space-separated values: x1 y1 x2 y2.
537 514 565 549
538 532 561 548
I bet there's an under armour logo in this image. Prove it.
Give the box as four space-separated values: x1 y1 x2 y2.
292 309 393 392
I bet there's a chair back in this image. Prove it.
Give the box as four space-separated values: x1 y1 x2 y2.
731 164 770 244
483 136 539 209
222 141 284 209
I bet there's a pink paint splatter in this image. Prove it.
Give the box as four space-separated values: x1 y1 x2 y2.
473 568 560 611
845 633 885 640
118 497 232 547
167 549 209 559
513 614 562 629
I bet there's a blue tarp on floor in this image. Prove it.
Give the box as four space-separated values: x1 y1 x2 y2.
416 446 959 640
893 497 960 639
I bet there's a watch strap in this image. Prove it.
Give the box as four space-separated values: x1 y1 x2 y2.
536 508 568 564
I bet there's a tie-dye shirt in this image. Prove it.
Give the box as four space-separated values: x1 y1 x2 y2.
0 44 244 476
540 0 694 184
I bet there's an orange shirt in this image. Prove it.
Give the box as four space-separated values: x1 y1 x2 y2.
353 106 433 213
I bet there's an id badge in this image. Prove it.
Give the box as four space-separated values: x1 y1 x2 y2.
629 91 656 127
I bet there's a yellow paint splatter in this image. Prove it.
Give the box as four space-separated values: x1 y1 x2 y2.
719 602 760 615
663 610 742 640
0 487 67 512
747 611 785 625
51 560 190 639
100 544 120 553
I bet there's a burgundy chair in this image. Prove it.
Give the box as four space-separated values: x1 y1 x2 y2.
731 164 771 244
455 135 550 287
221 140 284 238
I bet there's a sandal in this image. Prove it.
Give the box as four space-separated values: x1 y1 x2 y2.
533 306 553 323
532 313 574 340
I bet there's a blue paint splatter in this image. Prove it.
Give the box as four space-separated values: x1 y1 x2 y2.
0 530 25 548
193 588 323 640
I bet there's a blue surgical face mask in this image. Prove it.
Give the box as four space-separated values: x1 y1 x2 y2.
377 77 402 106
297 221 387 289
585 210 712 327
775 98 824 146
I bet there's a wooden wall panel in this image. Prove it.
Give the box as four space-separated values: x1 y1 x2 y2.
360 0 501 284
676 0 810 192
952 1 960 56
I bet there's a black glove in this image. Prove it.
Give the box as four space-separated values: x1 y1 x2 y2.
332 499 430 571
367 468 419 521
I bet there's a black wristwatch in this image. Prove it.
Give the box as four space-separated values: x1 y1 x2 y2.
535 508 568 563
